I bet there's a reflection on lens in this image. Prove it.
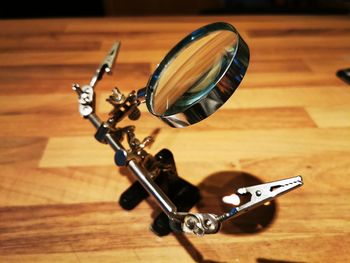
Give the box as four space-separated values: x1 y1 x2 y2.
152 30 238 116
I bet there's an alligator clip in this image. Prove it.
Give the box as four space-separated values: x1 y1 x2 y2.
218 176 303 222
90 42 120 87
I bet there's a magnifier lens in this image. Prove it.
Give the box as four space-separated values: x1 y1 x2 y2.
146 22 249 127
153 30 237 116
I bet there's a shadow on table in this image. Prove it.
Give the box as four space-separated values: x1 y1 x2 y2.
197 171 277 235
118 167 279 262
173 233 222 263
174 171 278 262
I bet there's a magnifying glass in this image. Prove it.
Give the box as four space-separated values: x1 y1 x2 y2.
144 22 249 127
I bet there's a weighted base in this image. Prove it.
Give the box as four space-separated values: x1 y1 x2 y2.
118 148 201 236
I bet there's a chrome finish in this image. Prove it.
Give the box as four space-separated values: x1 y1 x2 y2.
109 87 126 104
106 128 177 216
73 42 120 118
180 176 303 236
90 42 120 88
105 133 124 152
145 22 250 128
217 176 303 222
182 213 220 236
88 113 102 129
123 126 154 153
72 84 95 117
73 46 179 216
112 125 154 165
128 160 177 215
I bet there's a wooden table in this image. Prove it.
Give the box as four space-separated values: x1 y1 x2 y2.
0 16 349 262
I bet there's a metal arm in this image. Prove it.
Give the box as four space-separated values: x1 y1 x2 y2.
72 42 178 218
72 42 303 236
180 176 303 235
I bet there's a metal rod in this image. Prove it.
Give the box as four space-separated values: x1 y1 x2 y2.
87 114 177 216
128 160 177 215
105 133 124 152
87 113 102 129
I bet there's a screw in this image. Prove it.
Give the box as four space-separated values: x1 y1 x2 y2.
256 190 262 196
111 87 124 102
204 219 212 228
185 216 197 230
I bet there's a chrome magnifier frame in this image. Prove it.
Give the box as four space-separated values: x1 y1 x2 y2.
145 22 250 128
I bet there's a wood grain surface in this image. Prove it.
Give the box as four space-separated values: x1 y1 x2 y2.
0 16 350 263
